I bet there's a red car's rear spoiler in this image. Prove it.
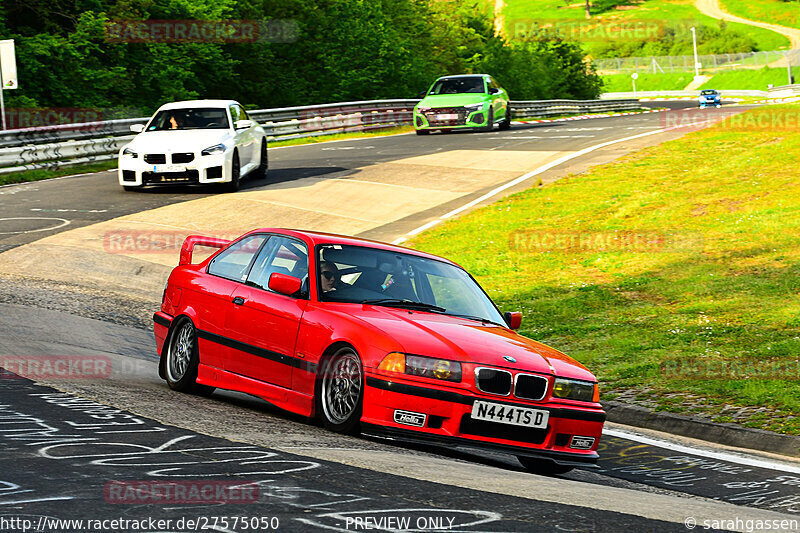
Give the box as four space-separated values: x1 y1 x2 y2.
179 235 231 265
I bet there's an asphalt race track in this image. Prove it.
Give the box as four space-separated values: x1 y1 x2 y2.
2 103 799 532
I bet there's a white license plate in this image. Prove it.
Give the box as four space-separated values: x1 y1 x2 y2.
153 164 186 173
471 400 549 429
435 113 458 120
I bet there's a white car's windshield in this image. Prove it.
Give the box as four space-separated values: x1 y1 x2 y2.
317 244 506 325
147 108 230 131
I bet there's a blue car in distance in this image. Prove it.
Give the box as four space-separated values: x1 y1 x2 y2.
699 89 721 108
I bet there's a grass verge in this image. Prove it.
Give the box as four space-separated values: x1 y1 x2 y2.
269 126 414 147
408 103 800 435
0 160 118 186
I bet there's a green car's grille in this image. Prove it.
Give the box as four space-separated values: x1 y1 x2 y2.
422 107 469 126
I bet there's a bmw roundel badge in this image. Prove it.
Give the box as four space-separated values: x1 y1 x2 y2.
503 356 516 363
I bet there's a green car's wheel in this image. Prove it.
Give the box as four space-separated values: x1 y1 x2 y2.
415 129 430 135
499 108 511 130
483 108 494 132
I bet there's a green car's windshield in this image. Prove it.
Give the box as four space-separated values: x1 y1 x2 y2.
317 244 506 326
428 77 486 95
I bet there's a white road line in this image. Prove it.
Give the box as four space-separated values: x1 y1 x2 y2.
391 119 715 245
604 427 800 474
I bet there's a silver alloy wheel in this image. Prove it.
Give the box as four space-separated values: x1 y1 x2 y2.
167 321 194 382
321 351 363 424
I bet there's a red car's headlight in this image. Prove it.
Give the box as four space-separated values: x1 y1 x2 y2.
378 353 462 383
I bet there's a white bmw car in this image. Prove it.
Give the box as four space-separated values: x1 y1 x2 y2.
118 99 267 192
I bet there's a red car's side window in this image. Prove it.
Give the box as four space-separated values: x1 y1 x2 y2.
207 234 267 282
247 237 309 294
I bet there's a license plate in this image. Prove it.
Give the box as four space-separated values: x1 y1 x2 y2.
435 113 458 120
152 164 186 173
471 400 549 429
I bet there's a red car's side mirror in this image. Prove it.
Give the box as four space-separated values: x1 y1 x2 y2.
268 272 302 296
504 311 522 330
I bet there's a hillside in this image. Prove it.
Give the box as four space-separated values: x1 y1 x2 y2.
501 0 790 57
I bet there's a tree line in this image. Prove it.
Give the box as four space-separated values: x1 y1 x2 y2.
0 0 602 115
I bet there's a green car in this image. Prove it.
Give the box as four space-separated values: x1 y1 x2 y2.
413 74 511 135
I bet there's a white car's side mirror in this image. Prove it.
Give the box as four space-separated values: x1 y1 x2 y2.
130 124 145 133
235 119 254 130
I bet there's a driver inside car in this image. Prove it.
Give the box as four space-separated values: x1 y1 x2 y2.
320 261 340 293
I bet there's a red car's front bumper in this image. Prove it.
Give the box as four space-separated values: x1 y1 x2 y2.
361 373 605 467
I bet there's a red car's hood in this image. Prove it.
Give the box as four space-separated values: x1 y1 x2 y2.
345 305 595 382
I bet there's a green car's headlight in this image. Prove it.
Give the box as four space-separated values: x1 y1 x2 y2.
464 102 487 111
416 106 431 113
552 378 598 402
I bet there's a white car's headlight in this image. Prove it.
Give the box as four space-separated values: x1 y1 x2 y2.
201 144 226 156
122 147 138 158
464 102 487 111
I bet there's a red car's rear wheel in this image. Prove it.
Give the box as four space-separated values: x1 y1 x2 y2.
165 317 215 396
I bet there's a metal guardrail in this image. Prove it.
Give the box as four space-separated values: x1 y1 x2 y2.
768 84 800 98
0 98 641 174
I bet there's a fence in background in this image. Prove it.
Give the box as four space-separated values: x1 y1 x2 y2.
594 49 800 74
0 98 641 174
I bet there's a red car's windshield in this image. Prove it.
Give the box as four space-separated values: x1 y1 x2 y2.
317 244 506 325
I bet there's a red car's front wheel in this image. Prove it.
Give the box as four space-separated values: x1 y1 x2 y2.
317 347 364 433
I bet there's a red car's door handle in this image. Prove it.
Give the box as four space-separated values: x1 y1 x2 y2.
232 297 245 306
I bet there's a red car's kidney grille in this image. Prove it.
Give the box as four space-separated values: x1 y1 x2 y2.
515 374 549 401
459 414 549 445
475 368 512 395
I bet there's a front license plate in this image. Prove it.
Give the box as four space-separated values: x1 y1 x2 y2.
471 400 549 429
152 164 186 173
435 113 458 120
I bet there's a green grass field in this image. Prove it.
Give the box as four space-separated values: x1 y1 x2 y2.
409 103 800 435
699 66 800 90
721 0 800 31
601 66 800 92
601 72 696 91
504 0 790 52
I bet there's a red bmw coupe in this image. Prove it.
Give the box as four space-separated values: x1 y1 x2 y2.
154 229 605 474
